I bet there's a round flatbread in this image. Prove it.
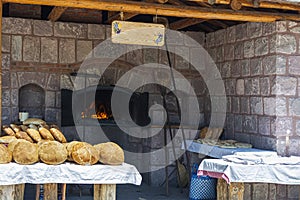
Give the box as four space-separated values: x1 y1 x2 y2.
39 141 67 165
39 127 54 141
71 142 99 165
66 141 81 161
0 136 17 144
13 140 39 164
15 131 34 143
0 144 12 163
26 128 42 142
94 142 124 165
2 126 15 136
23 118 46 125
235 142 252 148
49 128 67 143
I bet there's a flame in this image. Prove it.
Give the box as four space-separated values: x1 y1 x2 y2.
81 102 110 120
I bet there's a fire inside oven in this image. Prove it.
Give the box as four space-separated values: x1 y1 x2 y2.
61 85 150 126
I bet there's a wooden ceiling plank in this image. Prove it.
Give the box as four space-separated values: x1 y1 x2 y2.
170 18 206 30
48 6 67 21
106 12 137 24
188 0 300 11
3 0 300 22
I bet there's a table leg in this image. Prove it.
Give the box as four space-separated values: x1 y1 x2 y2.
217 179 244 200
94 184 116 200
44 183 58 200
0 184 25 200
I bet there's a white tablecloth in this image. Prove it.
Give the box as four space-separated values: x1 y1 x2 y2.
183 140 274 158
0 162 142 186
198 159 300 185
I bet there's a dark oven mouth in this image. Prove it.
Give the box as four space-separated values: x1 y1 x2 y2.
61 85 150 127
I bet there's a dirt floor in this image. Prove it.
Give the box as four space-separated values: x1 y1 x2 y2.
24 180 189 200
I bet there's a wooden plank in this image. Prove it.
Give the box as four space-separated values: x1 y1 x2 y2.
106 12 138 24
61 184 66 200
188 0 300 11
44 183 57 200
48 6 67 21
3 0 300 22
217 178 228 200
0 0 2 130
111 20 165 46
35 184 40 200
94 184 116 200
0 184 25 200
229 182 244 200
170 18 206 30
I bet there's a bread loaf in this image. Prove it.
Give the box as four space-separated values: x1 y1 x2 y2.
38 141 67 165
7 139 28 153
15 131 34 143
26 128 42 142
66 141 80 161
0 136 17 144
0 144 12 164
39 128 54 141
23 118 46 125
10 124 21 133
49 128 67 143
12 140 39 164
94 142 124 165
2 126 15 136
71 142 99 165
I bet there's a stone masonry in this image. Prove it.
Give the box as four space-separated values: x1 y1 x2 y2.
206 21 300 199
1 17 206 186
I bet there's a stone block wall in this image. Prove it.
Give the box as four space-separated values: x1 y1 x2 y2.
1 17 207 186
206 21 300 155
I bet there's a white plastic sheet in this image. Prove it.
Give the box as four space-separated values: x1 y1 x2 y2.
0 162 142 186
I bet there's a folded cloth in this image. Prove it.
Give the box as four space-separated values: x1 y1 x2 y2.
233 151 277 157
262 156 300 165
222 155 263 165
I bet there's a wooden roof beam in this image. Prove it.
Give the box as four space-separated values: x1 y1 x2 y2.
187 0 300 11
170 18 206 30
48 6 67 21
3 0 300 22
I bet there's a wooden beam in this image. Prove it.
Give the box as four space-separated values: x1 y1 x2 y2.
106 12 137 24
170 18 206 30
0 0 2 130
188 0 300 11
4 0 300 22
48 6 67 21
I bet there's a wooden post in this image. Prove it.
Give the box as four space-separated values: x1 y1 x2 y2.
0 184 25 200
94 184 116 200
217 179 244 200
44 183 58 200
0 0 3 129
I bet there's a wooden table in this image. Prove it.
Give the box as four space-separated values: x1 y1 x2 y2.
0 162 142 200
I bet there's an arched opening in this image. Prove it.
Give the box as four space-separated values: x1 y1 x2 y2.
19 84 45 120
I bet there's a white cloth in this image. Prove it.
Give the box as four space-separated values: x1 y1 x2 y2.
0 162 142 186
198 159 300 184
183 140 274 159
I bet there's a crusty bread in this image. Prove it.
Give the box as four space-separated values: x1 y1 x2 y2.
20 125 28 132
10 124 21 133
0 144 12 164
39 127 54 141
15 131 34 143
12 140 39 164
71 142 99 165
49 128 67 143
0 136 17 144
94 142 124 165
7 139 28 153
38 141 67 165
23 118 46 125
2 126 16 136
26 128 42 142
65 141 81 161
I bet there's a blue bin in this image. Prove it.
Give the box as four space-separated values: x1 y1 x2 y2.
189 164 217 200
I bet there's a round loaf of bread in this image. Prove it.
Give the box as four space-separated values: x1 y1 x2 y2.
0 144 12 163
0 136 17 144
26 128 42 142
23 118 46 125
94 142 124 165
39 127 54 141
49 128 67 143
15 131 34 143
65 141 81 161
13 140 39 164
71 142 99 165
39 141 67 165
2 126 15 136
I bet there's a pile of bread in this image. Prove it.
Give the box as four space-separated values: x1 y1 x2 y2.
0 118 124 166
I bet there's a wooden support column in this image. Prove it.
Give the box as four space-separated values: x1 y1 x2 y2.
44 183 58 200
94 184 116 200
0 184 25 200
0 0 2 129
217 179 244 200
